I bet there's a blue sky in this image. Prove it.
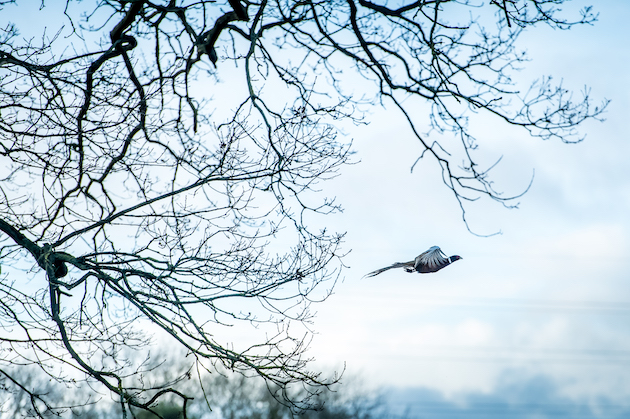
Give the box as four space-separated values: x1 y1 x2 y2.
304 1 630 415
2 1 628 417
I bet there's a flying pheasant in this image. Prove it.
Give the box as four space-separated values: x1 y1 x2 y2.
365 246 461 277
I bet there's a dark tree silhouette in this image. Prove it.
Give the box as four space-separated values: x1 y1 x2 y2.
0 0 604 417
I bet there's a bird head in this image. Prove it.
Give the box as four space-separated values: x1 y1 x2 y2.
451 255 462 262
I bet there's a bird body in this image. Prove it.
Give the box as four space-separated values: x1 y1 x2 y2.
364 246 461 278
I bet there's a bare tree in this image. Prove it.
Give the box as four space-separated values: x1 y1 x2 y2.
1 354 385 419
0 0 604 417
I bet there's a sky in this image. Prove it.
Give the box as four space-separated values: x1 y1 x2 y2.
302 1 630 416
2 1 629 418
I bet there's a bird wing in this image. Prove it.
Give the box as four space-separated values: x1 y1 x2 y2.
414 246 449 272
364 261 414 278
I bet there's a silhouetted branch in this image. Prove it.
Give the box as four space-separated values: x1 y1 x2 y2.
0 0 604 416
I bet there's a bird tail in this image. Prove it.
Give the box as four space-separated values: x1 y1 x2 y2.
363 261 414 278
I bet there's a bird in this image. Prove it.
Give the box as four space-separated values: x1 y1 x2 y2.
364 246 461 278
